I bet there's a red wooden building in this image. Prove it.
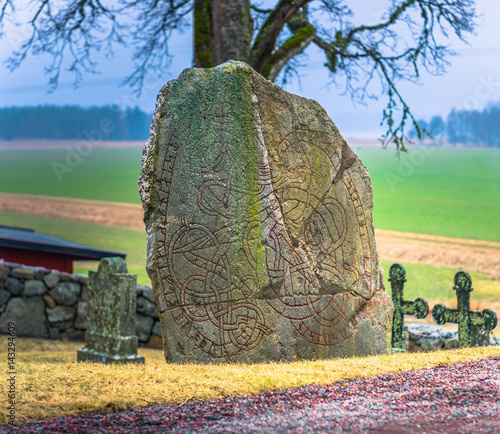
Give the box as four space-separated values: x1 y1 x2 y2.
0 225 126 273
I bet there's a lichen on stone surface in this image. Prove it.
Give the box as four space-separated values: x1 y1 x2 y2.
139 61 393 363
77 257 144 364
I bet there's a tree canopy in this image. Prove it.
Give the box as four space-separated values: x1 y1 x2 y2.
0 0 476 149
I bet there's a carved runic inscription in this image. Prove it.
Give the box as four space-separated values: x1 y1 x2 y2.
140 62 391 362
152 112 376 361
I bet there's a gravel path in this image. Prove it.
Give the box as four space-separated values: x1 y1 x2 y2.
4 356 499 433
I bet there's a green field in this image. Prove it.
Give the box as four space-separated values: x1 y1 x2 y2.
0 145 498 241
0 144 499 297
356 146 500 242
0 147 143 204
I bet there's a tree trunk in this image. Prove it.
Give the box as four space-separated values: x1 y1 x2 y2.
194 0 253 68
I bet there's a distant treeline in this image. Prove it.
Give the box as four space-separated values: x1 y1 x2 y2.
411 101 500 147
0 105 151 140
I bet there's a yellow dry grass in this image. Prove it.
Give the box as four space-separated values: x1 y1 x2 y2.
1 336 499 425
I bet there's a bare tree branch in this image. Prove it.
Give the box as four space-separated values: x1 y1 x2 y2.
4 0 125 90
261 8 314 81
0 0 477 149
0 0 13 35
249 0 312 74
307 0 476 149
121 0 193 93
250 5 273 14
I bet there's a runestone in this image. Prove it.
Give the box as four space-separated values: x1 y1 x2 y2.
139 61 393 363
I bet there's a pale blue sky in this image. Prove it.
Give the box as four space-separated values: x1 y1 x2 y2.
0 0 499 137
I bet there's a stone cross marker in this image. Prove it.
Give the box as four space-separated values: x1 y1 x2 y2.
139 61 393 363
77 257 145 364
389 263 429 350
432 271 497 348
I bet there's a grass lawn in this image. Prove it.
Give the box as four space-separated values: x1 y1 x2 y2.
1 335 498 425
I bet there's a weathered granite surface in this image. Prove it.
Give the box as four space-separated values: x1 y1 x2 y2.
139 61 393 363
0 296 49 338
50 282 80 306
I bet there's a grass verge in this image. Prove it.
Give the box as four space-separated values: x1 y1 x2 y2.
1 336 499 425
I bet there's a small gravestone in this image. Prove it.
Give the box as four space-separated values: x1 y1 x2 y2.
389 264 429 350
77 257 144 364
433 271 497 348
139 61 393 363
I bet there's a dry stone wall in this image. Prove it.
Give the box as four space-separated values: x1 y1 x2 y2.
0 260 162 348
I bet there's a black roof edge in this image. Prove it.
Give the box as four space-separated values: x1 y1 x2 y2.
0 225 35 233
0 239 126 259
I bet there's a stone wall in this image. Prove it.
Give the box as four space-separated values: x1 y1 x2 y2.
0 261 162 348
406 323 499 352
